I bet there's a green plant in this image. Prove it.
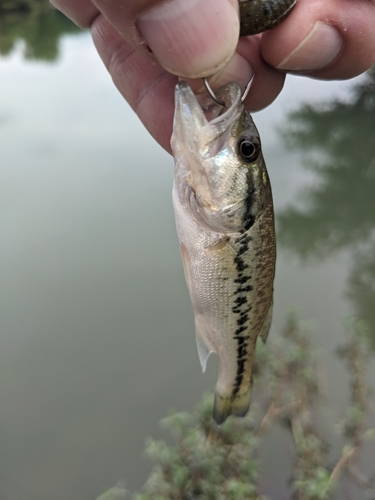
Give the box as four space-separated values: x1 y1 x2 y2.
98 314 375 500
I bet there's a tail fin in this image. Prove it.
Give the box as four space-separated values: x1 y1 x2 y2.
213 388 251 426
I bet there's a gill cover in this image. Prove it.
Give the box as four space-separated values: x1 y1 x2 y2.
172 82 263 234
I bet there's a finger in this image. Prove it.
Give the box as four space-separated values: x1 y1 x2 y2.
50 0 99 28
237 36 285 111
261 0 375 79
91 14 177 153
91 0 240 78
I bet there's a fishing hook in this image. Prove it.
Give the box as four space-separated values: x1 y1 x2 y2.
203 76 254 106
241 75 254 102
203 77 225 106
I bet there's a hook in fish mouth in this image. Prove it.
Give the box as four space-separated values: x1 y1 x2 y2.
203 78 225 106
172 80 243 157
203 77 254 107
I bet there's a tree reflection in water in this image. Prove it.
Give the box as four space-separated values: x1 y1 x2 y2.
279 67 375 346
0 0 81 60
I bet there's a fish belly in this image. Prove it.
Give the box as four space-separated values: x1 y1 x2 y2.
173 187 275 424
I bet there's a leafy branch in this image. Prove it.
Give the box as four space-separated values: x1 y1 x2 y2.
98 314 375 500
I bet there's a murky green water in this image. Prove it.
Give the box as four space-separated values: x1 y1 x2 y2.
1 4 374 500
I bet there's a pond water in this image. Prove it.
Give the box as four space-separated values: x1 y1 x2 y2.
1 6 374 500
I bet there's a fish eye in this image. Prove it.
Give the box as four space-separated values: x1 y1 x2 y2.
238 136 260 163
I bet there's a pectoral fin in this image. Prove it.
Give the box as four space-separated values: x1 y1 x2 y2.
179 242 192 290
259 299 273 344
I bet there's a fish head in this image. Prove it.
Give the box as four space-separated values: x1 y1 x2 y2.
171 81 271 234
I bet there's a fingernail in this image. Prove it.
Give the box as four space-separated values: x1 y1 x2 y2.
186 52 253 94
137 0 239 78
276 21 343 71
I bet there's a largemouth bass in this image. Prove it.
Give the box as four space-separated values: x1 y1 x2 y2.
171 82 276 425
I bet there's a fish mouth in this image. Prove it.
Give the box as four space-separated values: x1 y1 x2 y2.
171 81 242 159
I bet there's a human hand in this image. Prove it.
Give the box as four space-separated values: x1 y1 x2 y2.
51 0 375 153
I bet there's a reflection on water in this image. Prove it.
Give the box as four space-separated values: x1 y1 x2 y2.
0 0 81 60
278 67 375 347
0 7 374 500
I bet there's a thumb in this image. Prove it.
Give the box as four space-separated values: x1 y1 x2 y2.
96 0 240 78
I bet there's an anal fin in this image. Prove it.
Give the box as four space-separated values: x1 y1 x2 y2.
195 316 214 372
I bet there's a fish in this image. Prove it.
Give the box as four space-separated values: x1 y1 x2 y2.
171 81 276 425
239 0 297 36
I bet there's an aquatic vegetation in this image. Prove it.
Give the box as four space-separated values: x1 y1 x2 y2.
97 314 375 500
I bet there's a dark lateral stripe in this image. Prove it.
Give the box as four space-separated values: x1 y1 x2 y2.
237 315 248 326
237 343 248 358
234 255 248 270
234 285 253 294
231 226 254 397
237 233 251 243
239 248 248 258
242 181 256 230
232 385 240 397
234 326 248 336
234 275 251 284
237 359 246 374
243 217 255 231
234 296 247 306
233 334 250 342
232 305 252 315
